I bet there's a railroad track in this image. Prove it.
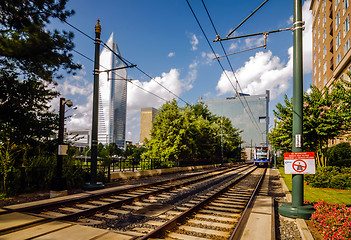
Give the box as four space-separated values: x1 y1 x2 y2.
139 167 266 240
0 164 255 238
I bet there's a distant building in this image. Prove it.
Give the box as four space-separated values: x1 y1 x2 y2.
66 130 91 151
140 107 158 143
98 33 127 148
199 91 270 155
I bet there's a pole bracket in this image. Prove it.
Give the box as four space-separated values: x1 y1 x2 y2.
291 21 305 32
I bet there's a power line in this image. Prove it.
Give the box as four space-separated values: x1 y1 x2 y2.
201 0 264 135
71 48 169 103
186 0 262 136
63 20 188 105
100 41 188 105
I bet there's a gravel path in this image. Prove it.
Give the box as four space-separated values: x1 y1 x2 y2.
269 169 303 240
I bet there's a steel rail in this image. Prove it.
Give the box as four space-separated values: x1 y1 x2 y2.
137 165 258 240
5 166 238 213
229 167 267 240
56 165 252 221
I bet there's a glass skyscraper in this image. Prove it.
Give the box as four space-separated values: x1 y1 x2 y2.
98 33 127 148
199 90 269 149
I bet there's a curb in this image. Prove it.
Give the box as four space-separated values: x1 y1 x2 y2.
273 168 314 240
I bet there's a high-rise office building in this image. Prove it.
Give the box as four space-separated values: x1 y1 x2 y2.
310 0 351 89
98 33 127 148
140 107 158 143
199 91 270 150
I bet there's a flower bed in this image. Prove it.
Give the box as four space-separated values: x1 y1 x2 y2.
310 200 351 239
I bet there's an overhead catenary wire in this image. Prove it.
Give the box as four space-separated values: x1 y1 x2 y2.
62 20 188 105
71 48 169 103
201 0 265 134
201 0 262 132
186 0 263 136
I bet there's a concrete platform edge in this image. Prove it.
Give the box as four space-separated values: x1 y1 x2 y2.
274 168 314 240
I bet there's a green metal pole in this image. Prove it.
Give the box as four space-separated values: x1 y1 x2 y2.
84 19 104 190
273 118 278 169
279 0 314 219
291 0 304 208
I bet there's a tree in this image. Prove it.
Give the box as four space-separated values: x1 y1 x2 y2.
268 79 351 166
0 0 80 148
143 100 242 167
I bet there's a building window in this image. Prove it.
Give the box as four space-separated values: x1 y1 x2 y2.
323 29 327 41
336 52 342 64
345 38 350 53
344 15 350 37
324 61 327 73
336 32 341 49
336 0 340 10
336 11 340 29
324 0 326 8
319 57 321 67
259 116 266 123
344 0 349 14
323 14 326 26
314 66 317 75
324 77 327 85
324 45 327 57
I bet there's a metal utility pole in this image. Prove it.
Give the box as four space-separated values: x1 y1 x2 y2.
279 0 314 219
273 118 278 169
84 19 104 190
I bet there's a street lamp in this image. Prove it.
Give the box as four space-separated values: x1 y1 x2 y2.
51 97 73 196
83 19 104 190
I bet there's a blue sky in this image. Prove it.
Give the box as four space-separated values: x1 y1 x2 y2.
50 0 313 144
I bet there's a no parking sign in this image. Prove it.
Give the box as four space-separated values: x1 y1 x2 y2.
284 152 315 174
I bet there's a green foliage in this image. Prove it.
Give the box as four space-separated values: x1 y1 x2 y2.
0 142 21 196
268 80 351 165
0 0 81 147
305 166 351 189
143 100 242 168
327 142 351 167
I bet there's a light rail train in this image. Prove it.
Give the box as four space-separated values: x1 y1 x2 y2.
254 146 270 166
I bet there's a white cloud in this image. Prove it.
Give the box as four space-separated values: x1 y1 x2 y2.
168 52 175 57
216 50 292 99
190 34 199 51
126 68 186 142
215 0 312 100
245 36 264 48
127 68 183 117
56 68 187 144
229 42 238 51
201 51 216 65
189 60 199 69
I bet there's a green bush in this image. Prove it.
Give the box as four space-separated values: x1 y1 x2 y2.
305 166 351 189
327 142 351 167
329 174 350 189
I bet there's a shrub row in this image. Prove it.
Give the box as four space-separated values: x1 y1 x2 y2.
305 166 351 189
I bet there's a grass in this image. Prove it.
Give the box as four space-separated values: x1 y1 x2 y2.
278 167 351 205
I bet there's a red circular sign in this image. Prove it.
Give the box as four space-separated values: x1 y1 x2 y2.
292 160 307 172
